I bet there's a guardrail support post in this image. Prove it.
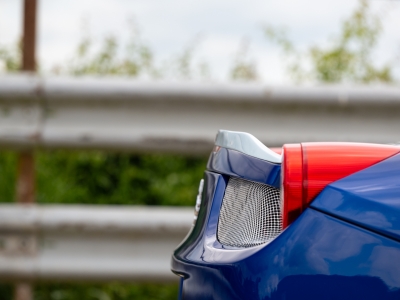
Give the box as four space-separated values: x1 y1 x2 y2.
14 1 38 299
22 0 37 72
16 152 35 204
14 283 33 300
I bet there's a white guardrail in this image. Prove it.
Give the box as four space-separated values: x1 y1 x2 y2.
2 75 400 283
2 74 400 155
0 205 193 283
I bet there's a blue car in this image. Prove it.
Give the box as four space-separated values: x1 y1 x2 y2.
171 130 400 300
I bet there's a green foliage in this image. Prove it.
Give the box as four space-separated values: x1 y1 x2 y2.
34 282 179 300
67 28 158 77
0 151 207 206
0 152 17 203
230 39 258 82
0 283 12 299
310 0 391 83
0 151 204 299
163 35 211 80
0 283 179 300
63 22 210 80
0 18 210 300
0 42 21 72
265 0 394 84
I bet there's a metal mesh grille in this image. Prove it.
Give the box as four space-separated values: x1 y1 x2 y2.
217 177 282 248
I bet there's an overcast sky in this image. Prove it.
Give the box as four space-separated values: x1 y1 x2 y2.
1 0 399 83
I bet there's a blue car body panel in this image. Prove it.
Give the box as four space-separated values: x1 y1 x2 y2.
207 147 281 188
172 147 400 299
311 153 400 241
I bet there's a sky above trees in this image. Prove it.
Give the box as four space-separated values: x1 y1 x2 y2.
0 0 399 83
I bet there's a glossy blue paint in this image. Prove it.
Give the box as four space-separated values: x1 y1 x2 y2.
172 171 228 274
311 153 400 242
173 148 400 299
207 147 281 188
178 277 183 300
172 171 400 299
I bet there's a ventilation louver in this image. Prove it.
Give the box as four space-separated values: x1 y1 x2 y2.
217 177 281 248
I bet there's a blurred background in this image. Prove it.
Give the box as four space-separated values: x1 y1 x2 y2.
2 0 400 82
0 0 399 299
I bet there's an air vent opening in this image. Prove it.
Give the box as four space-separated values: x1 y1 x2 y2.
217 177 282 248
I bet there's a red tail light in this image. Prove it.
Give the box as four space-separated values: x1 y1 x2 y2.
281 142 400 228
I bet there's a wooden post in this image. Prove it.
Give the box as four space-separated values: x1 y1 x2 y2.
21 0 37 72
14 1 38 299
16 152 35 204
14 283 33 300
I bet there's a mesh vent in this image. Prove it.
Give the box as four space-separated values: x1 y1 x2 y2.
217 177 282 248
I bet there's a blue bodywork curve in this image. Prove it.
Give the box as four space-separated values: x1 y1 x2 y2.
207 147 281 188
311 153 400 241
172 149 400 299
